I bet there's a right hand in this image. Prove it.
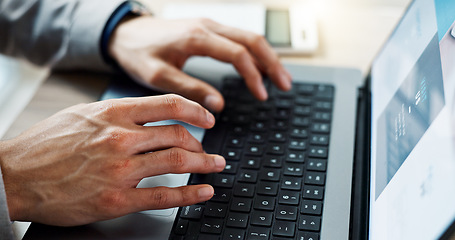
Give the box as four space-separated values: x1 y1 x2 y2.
0 94 225 226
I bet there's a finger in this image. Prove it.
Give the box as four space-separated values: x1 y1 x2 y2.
132 148 225 178
132 124 203 154
125 185 214 212
154 65 225 112
108 94 215 127
186 31 268 100
204 20 292 91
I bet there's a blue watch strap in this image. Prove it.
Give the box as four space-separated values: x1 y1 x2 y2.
100 1 134 66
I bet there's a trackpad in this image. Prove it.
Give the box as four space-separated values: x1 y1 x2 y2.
136 173 190 216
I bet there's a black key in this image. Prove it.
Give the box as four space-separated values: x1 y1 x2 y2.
308 146 328 159
272 120 288 130
238 170 258 183
233 114 251 124
275 205 298 221
298 215 321 231
289 139 307 151
278 191 300 205
267 144 285 155
283 163 304 177
223 162 238 174
304 172 326 185
309 135 329 146
313 112 331 122
286 151 305 163
251 210 274 226
273 221 296 237
303 186 324 200
260 169 281 182
230 198 252 212
189 173 212 185
295 96 312 105
223 228 246 240
291 128 308 139
306 159 327 172
274 108 291 119
311 123 330 134
294 106 311 116
223 149 241 160
255 110 270 121
257 181 279 196
231 125 248 136
174 219 188 235
227 136 245 148
293 117 310 127
253 196 276 211
226 212 249 228
315 85 334 100
247 227 271 239
241 157 261 169
245 145 264 156
262 156 283 168
269 132 287 142
233 184 255 198
248 133 267 143
296 231 319 240
281 176 302 191
212 174 235 188
201 218 223 234
251 121 268 132
197 234 220 240
314 101 332 111
296 84 315 95
180 205 204 219
204 202 227 218
275 99 293 109
301 200 323 215
211 189 232 203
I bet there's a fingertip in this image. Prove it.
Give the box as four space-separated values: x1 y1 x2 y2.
197 185 214 200
204 95 224 113
213 155 226 171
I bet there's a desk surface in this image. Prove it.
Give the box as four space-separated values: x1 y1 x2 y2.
2 1 409 239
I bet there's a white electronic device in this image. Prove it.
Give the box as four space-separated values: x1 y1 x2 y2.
161 3 319 56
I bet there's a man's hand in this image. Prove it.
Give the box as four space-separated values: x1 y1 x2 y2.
108 17 292 112
0 94 225 226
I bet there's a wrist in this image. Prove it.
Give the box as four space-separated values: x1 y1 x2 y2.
0 140 29 221
101 1 151 67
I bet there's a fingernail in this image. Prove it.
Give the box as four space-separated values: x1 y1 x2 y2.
198 186 214 199
281 73 292 90
214 155 226 170
259 84 268 100
204 95 222 112
206 110 215 125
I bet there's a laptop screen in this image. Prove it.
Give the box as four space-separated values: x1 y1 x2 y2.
370 0 455 238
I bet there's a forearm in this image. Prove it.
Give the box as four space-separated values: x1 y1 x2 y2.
0 165 14 240
0 0 124 71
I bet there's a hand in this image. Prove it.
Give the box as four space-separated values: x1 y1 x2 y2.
108 17 292 112
0 94 225 226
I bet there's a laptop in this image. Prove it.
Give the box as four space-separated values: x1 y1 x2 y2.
23 0 455 239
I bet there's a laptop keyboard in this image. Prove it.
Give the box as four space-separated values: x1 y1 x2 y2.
170 77 335 240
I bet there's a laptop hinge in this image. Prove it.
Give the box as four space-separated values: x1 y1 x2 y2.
349 78 371 240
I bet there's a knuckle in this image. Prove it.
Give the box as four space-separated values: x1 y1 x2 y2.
172 125 190 146
98 191 126 210
151 188 171 207
250 34 266 46
233 46 249 62
147 64 167 85
168 148 187 172
103 127 132 152
163 94 185 117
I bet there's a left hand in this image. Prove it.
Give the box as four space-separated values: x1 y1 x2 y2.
108 17 292 112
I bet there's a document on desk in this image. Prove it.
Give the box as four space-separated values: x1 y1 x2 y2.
161 3 266 35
